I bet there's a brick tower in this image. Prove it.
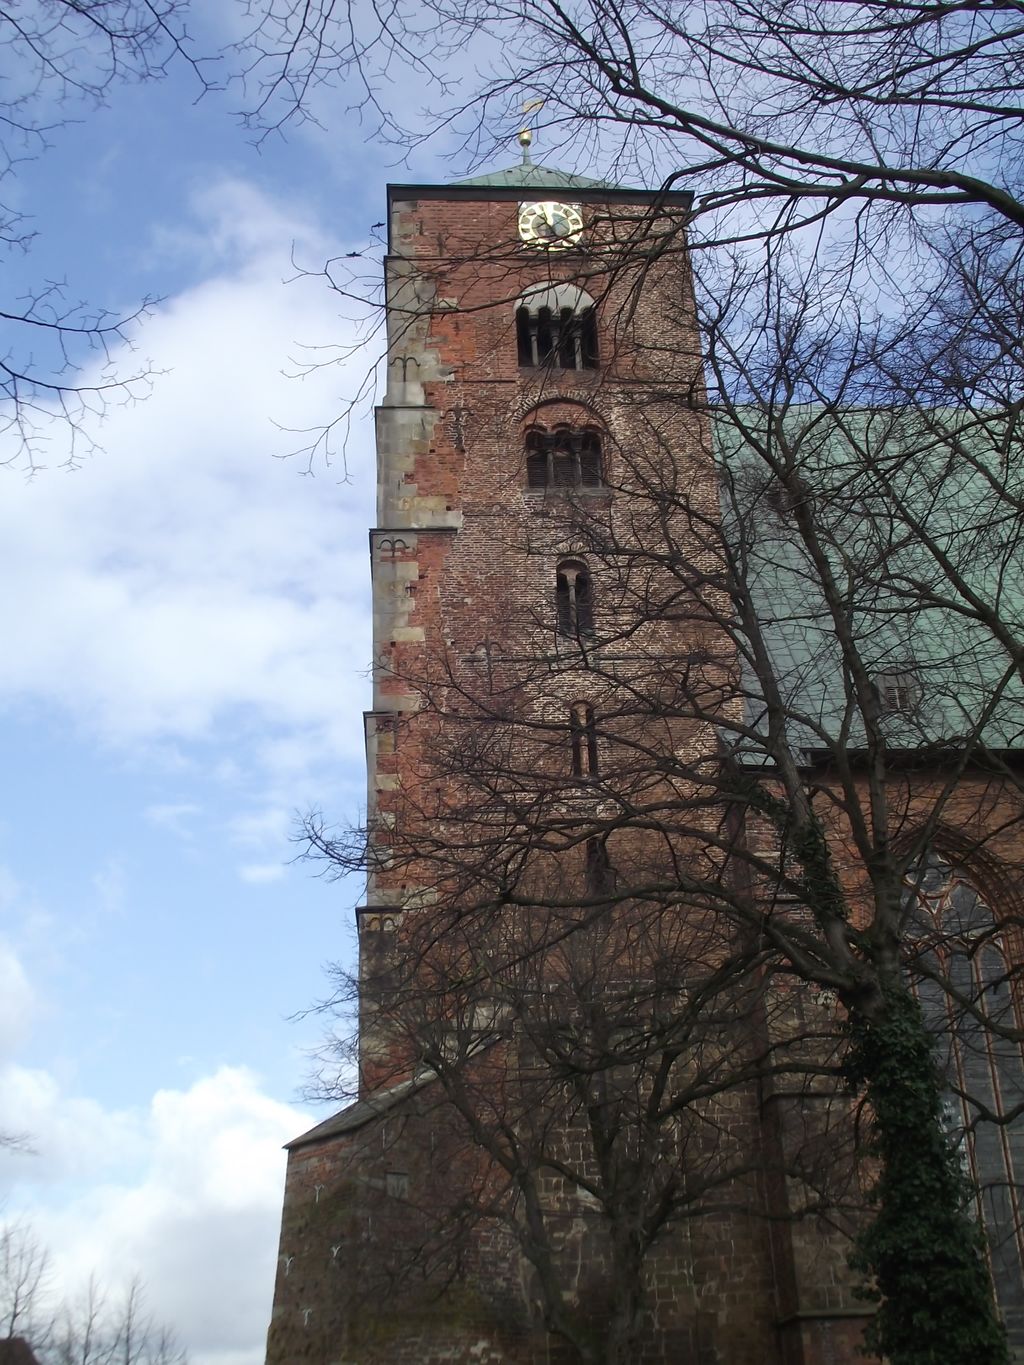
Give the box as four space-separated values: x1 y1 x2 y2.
264 154 878 1365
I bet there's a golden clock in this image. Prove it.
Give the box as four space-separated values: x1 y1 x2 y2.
518 201 583 249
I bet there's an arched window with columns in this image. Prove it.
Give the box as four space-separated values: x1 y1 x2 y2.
526 426 602 490
516 284 598 371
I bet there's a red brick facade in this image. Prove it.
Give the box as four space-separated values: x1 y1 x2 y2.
265 172 1023 1364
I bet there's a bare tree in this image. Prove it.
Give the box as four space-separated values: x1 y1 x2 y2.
239 4 1024 1360
301 251 1024 1360
0 1222 50 1347
303 857 858 1363
232 2 1024 224
47 1275 185 1365
0 1223 184 1365
229 0 1024 477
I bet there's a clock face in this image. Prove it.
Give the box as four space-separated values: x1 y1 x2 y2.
518 201 584 249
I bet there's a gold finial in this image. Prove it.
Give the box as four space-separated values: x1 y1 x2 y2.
519 99 544 163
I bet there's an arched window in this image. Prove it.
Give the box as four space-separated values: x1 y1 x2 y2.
570 703 598 778
516 285 598 371
556 561 594 637
526 427 602 491
907 861 1024 1347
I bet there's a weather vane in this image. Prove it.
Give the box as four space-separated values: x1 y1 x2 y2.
518 98 545 163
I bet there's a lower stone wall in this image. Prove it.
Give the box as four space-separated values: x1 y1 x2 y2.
779 1316 875 1365
265 1081 539 1365
264 1068 873 1365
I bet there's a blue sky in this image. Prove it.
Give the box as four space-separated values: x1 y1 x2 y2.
0 11 480 1362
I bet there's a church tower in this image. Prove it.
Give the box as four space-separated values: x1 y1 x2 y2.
264 152 875 1365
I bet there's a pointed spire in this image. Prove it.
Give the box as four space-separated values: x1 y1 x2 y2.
519 98 544 166
448 95 617 189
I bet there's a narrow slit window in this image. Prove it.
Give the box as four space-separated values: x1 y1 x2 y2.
556 571 572 635
526 432 549 488
585 838 615 895
579 432 602 487
556 562 594 637
536 307 555 363
558 307 578 369
553 436 576 487
516 306 534 366
570 703 598 778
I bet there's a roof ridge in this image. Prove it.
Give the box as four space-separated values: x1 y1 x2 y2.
450 159 618 191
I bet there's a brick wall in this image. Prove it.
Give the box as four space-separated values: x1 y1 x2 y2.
265 178 1021 1364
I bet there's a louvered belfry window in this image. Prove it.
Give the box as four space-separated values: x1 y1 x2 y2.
874 666 922 714
526 428 602 490
517 304 598 370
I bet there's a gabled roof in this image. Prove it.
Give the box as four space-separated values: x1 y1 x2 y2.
286 1039 504 1150
386 162 692 225
285 1074 433 1150
450 159 616 191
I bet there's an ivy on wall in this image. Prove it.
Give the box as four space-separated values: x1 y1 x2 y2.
847 989 1009 1365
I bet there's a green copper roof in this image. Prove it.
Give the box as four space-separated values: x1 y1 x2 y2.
714 407 1024 759
450 159 616 191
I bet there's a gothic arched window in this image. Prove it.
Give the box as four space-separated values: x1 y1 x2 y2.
907 861 1024 1347
516 285 598 371
556 561 594 637
526 427 602 491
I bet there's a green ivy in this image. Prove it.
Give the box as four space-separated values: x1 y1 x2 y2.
789 817 849 926
846 988 1008 1364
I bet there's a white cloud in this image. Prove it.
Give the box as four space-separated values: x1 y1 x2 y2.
0 939 35 1060
0 932 314 1365
160 177 337 275
0 181 362 1364
230 809 294 884
144 802 203 837
5 1064 308 1365
0 178 375 800
238 862 286 884
0 1064 143 1182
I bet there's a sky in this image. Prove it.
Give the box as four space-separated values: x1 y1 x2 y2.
0 7 494 1362
0 7 948 1364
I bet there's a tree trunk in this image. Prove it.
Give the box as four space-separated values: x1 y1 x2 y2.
847 987 1009 1365
604 1228 646 1365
